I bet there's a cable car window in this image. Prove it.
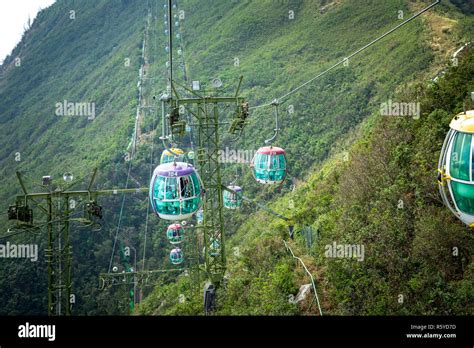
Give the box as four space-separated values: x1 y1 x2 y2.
182 197 198 214
452 181 474 215
270 154 279 170
277 154 285 169
450 132 471 181
263 154 270 169
154 176 166 200
471 138 474 178
165 177 179 200
191 172 201 194
180 176 194 198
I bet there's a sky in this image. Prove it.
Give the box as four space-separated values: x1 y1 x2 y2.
0 0 56 64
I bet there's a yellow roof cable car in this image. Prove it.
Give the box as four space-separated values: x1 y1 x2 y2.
160 147 185 164
438 110 474 227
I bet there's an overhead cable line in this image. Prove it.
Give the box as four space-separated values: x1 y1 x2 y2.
142 1 160 272
250 0 440 110
108 7 154 274
107 157 134 273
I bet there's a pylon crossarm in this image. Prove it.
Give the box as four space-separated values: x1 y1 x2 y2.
177 97 244 105
15 187 148 200
99 268 187 288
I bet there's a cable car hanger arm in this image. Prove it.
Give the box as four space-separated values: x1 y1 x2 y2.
159 94 182 158
264 99 280 145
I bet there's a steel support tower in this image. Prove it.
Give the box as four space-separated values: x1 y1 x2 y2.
8 169 148 315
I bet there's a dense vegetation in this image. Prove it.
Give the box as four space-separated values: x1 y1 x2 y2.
138 46 474 316
0 0 472 315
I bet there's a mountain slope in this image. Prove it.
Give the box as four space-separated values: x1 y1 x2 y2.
0 0 151 315
0 0 471 315
138 45 474 316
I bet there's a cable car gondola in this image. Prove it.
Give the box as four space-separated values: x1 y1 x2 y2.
160 147 185 164
166 223 185 244
251 146 287 184
438 110 474 227
150 162 203 221
223 185 242 209
170 248 184 265
251 99 287 185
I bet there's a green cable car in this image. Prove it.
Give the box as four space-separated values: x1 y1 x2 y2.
170 248 184 265
160 147 185 164
166 223 185 244
150 162 203 221
438 110 474 227
223 185 242 209
251 146 287 184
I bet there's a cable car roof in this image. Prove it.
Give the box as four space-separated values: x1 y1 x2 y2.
162 147 184 155
153 162 195 177
449 110 474 133
256 146 286 155
227 185 242 192
168 223 182 230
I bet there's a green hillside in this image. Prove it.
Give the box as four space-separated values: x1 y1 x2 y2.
138 45 474 316
0 0 152 314
0 0 472 315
